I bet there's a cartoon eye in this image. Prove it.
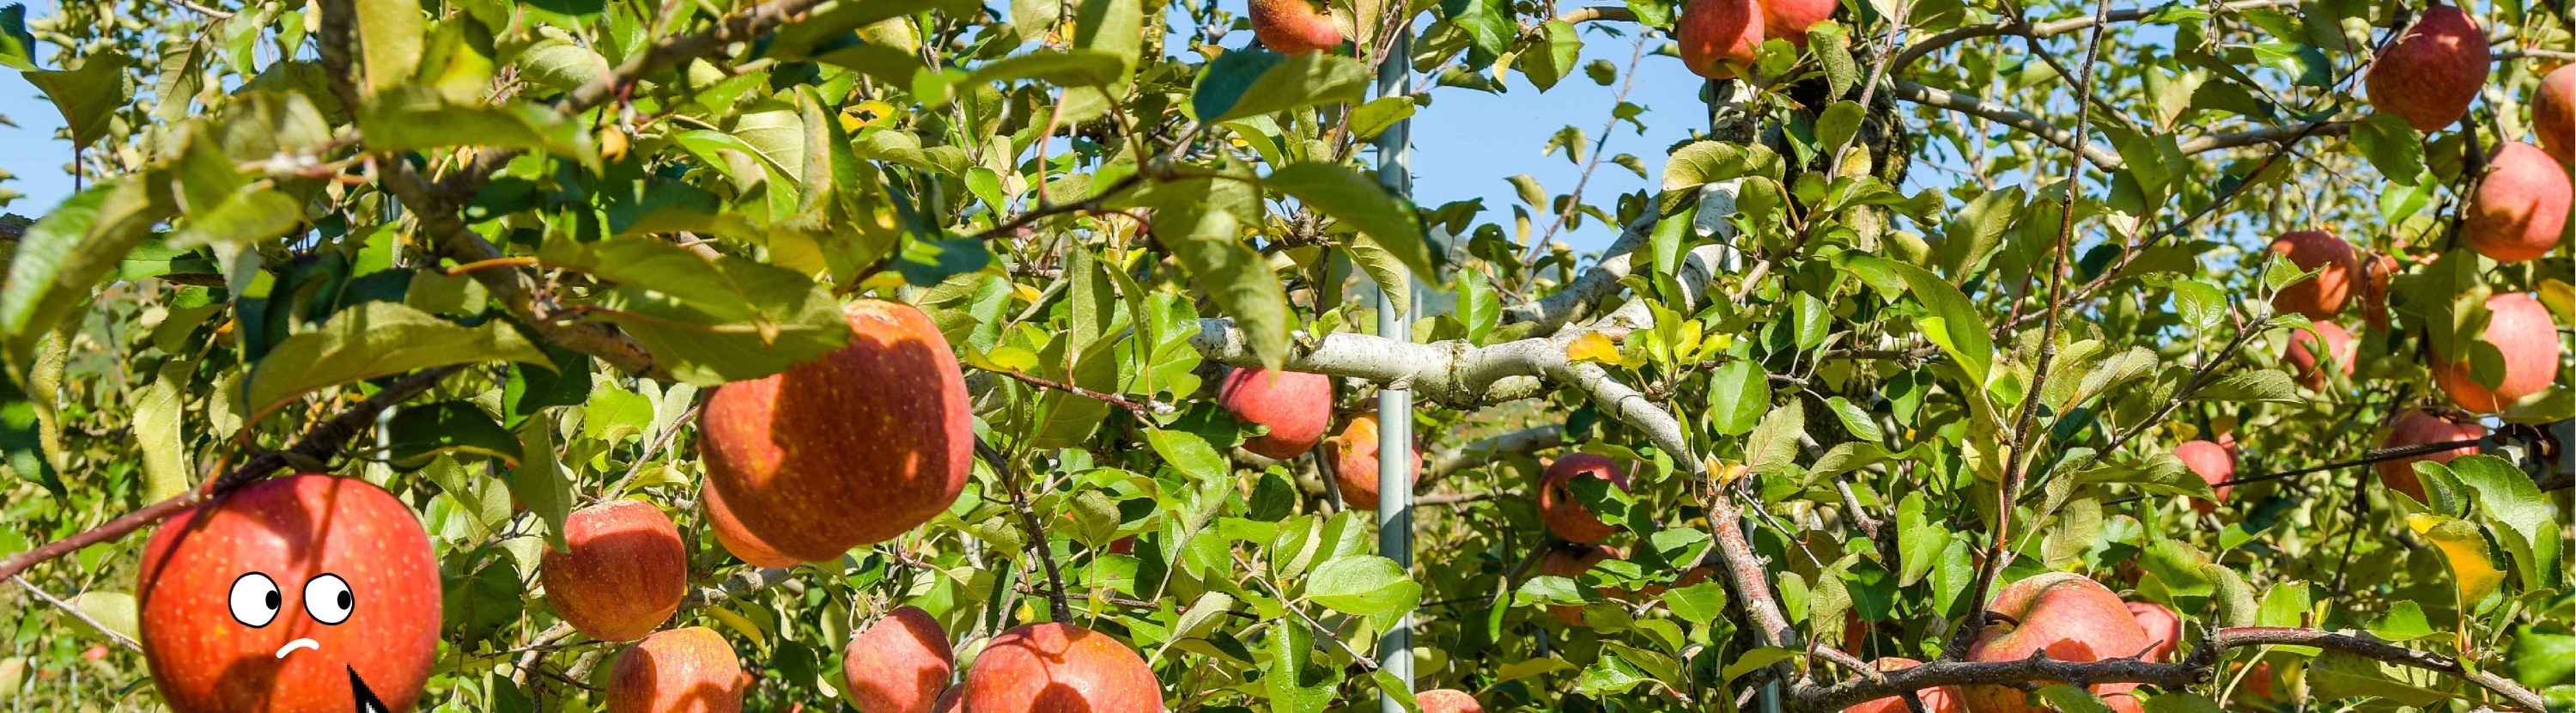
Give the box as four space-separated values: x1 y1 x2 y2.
228 573 282 628
303 574 354 625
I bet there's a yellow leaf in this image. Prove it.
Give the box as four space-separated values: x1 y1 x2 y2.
2405 514 2507 612
1565 331 1626 366
1012 283 1046 304
2539 278 2573 324
706 606 767 649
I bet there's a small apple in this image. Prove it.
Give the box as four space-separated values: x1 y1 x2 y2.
1217 368 1334 460
2462 142 2571 263
701 301 973 563
607 627 744 713
2533 64 2574 166
702 482 800 570
842 606 954 713
1324 412 1420 510
1538 454 1632 543
1842 657 1965 713
1535 544 1620 626
2173 438 2237 515
2376 410 2487 502
2364 4 2491 132
138 474 440 713
959 623 1163 712
2282 322 2358 391
1249 0 1344 54
2125 601 2181 662
2266 230 2358 320
1418 689 1485 713
2433 293 2562 412
1678 0 1765 79
543 499 687 643
1961 573 2153 713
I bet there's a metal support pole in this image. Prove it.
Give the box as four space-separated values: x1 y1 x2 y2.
1372 27 1417 713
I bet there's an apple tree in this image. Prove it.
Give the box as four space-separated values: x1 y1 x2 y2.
0 0 2569 709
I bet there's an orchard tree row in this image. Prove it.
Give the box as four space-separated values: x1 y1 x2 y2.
0 0 2567 710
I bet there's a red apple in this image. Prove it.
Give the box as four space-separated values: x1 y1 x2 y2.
542 499 687 643
1843 657 1965 713
2463 142 2571 263
1537 454 1632 543
1758 0 1835 45
2376 410 2487 501
138 474 440 713
2360 253 2397 330
2126 601 2182 662
2283 322 2359 391
2434 293 2563 411
702 482 800 570
1249 0 1343 54
959 623 1163 712
607 627 744 713
1960 573 2153 713
1678 0 1765 80
701 301 973 563
1418 689 1485 713
2534 64 2574 166
2266 230 2358 320
2173 439 2237 515
1218 368 1334 460
1324 412 1419 510
2365 4 2491 132
1535 544 1620 626
843 606 955 713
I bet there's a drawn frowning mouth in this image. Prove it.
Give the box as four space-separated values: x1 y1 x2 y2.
274 638 319 659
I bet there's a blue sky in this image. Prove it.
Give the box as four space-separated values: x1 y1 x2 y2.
0 3 1701 255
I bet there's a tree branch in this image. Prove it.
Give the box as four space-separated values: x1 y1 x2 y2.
1890 81 2125 171
1425 425 1565 479
1794 627 2549 713
1891 0 2297 70
680 567 798 609
9 576 141 651
1500 214 1660 334
0 366 465 581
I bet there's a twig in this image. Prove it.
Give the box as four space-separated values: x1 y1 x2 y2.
1954 0 2117 658
170 0 235 18
987 369 1170 418
9 576 141 651
1227 551 1382 670
680 567 797 608
976 440 1072 623
1888 82 2124 170
0 365 465 581
601 403 703 502
1524 35 1650 260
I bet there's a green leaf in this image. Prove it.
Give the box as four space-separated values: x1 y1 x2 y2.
514 38 609 92
1720 647 1798 684
1662 580 1728 625
1707 360 1770 436
1265 618 1340 713
1815 101 1865 152
386 402 526 469
512 411 576 551
1517 21 1582 91
134 363 191 502
2168 279 2227 331
2444 454 2564 592
2307 650 2458 705
1157 202 1291 369
357 0 424 93
2030 685 2117 713
2187 370 2300 403
2141 539 2217 597
1264 162 1431 280
2349 113 2424 185
1346 95 1416 140
968 48 1129 88
0 3 34 70
1145 427 1226 482
1191 49 1370 123
1897 492 1945 586
69 591 137 643
2 176 178 375
2368 600 2439 642
1850 254 1993 387
538 237 850 386
1307 554 1422 615
22 56 128 149
242 302 549 423
1455 268 1499 343
357 86 597 168
1811 23 1856 97
1746 401 1803 474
